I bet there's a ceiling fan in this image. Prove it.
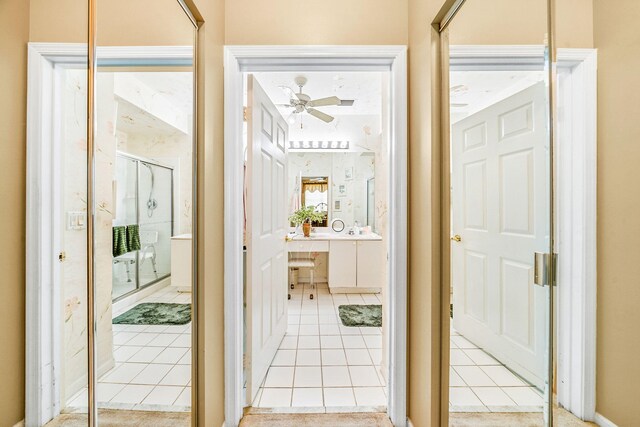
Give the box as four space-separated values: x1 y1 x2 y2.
279 76 355 124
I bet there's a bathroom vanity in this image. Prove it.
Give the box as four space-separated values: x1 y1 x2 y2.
287 232 385 293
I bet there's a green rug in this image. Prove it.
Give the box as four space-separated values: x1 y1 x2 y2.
338 304 382 327
113 303 191 325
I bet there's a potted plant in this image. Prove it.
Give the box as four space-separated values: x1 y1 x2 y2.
289 206 326 237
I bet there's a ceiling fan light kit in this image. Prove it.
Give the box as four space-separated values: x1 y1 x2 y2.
279 75 356 124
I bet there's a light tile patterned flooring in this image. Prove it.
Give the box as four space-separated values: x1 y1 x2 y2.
67 286 191 411
449 326 543 413
253 283 387 410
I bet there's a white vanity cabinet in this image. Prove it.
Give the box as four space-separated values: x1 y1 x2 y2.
328 241 358 287
328 239 385 290
355 240 386 288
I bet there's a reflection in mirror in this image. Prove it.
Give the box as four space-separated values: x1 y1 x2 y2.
289 152 375 230
24 1 90 423
301 177 329 226
94 0 196 420
445 0 551 425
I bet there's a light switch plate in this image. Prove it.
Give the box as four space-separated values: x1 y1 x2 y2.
67 211 86 230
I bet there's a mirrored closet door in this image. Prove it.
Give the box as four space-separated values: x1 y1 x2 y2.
439 0 555 425
25 0 200 425
92 0 198 422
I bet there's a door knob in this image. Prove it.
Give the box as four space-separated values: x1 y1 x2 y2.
451 235 461 242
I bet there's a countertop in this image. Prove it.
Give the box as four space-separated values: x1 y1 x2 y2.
288 232 382 242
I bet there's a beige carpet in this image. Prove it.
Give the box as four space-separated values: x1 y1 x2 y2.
449 408 597 427
44 410 190 427
43 408 595 426
239 413 393 427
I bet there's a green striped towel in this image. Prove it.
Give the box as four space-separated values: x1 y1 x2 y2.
112 226 128 257
126 224 141 253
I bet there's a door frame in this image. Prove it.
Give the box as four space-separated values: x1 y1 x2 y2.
442 43 598 421
25 43 197 426
223 45 408 427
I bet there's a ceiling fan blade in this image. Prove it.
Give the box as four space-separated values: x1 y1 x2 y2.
307 108 334 123
307 96 341 107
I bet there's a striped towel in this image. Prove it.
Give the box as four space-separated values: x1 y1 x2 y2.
126 224 141 253
113 226 128 257
113 224 142 258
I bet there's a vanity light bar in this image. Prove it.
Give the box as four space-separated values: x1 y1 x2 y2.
288 140 350 150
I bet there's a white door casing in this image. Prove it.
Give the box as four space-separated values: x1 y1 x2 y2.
452 82 549 388
246 74 289 403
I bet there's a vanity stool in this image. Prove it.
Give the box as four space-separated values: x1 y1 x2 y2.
288 258 316 300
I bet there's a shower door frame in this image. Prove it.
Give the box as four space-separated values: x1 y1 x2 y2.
112 151 175 302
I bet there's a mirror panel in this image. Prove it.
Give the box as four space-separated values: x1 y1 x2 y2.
289 152 376 230
446 0 552 424
94 0 196 419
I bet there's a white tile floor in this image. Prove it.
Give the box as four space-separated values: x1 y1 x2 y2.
67 286 192 412
253 283 387 411
449 326 543 413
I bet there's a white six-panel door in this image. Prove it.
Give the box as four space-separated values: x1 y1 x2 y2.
452 82 548 388
246 75 289 403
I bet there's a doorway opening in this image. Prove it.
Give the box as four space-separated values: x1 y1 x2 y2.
224 46 408 427
243 71 389 412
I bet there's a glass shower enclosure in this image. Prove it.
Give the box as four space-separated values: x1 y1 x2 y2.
112 152 174 300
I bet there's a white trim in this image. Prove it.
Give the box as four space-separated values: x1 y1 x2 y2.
26 43 193 63
223 45 408 427
555 48 598 421
26 43 83 427
450 45 546 71
594 413 618 427
447 45 597 422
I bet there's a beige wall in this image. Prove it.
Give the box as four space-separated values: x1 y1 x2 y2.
0 0 29 423
449 0 593 47
594 0 640 424
225 0 408 45
193 0 226 425
407 0 444 424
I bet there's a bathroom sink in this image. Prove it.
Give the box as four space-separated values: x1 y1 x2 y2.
292 231 382 241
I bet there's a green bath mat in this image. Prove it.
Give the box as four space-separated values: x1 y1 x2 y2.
113 303 191 325
338 304 382 328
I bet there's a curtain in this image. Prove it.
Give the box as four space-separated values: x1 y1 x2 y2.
304 183 328 193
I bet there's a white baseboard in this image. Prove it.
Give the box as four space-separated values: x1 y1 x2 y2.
595 413 618 427
13 420 25 427
407 418 414 427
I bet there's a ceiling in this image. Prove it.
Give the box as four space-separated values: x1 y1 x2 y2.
254 72 383 116
450 70 545 121
116 97 185 137
251 72 384 146
129 72 193 112
114 72 193 136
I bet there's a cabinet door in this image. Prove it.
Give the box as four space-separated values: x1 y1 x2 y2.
356 241 386 288
329 241 357 287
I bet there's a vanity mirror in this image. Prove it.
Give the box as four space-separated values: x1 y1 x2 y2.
289 152 375 230
301 176 329 226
